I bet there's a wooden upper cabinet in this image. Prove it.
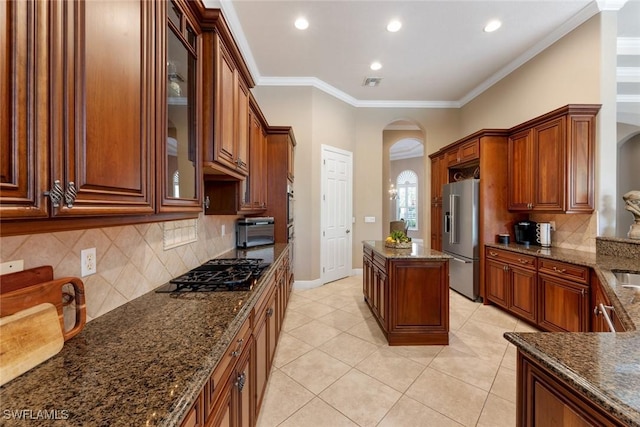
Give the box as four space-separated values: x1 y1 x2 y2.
243 106 267 210
48 0 156 216
507 129 535 211
159 0 202 212
446 138 479 167
507 105 600 213
202 31 250 179
0 0 50 219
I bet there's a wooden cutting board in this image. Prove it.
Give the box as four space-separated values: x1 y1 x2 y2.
0 303 64 386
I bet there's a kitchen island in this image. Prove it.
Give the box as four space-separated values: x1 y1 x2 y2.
0 244 291 427
362 240 451 345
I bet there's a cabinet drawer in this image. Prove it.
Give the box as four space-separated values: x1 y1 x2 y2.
206 316 252 417
373 252 387 270
486 248 536 270
538 259 589 285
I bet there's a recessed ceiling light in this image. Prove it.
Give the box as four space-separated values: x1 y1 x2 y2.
484 20 502 33
370 62 382 71
295 17 309 30
387 20 402 32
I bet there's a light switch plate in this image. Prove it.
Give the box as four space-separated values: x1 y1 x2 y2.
0 260 24 275
364 216 376 223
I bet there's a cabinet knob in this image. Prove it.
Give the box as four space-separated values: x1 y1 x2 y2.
266 307 274 317
44 180 64 207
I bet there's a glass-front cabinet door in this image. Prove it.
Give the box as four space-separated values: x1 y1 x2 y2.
159 0 201 212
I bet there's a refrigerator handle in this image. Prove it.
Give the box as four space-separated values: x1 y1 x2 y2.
450 194 459 244
444 211 450 234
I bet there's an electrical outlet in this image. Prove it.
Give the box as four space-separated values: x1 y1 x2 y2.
221 225 226 236
364 216 376 223
81 248 97 277
549 221 556 231
0 260 24 275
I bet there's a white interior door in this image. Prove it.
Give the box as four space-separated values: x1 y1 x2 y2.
321 145 353 284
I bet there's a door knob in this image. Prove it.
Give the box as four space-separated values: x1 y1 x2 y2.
346 229 351 234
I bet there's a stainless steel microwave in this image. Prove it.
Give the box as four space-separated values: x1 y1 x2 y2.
236 217 275 248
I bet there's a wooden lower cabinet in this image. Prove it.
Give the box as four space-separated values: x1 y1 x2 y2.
518 352 625 427
485 249 537 324
182 250 291 427
485 247 593 332
591 272 626 333
537 274 589 332
363 244 449 345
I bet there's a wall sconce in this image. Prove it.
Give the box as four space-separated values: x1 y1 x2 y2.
389 184 398 200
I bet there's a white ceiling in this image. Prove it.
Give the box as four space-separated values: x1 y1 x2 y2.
205 0 639 116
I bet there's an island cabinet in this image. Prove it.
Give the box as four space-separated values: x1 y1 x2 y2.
507 104 600 213
517 352 627 427
363 242 450 346
485 248 537 323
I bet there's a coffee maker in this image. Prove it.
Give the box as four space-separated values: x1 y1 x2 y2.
514 221 538 245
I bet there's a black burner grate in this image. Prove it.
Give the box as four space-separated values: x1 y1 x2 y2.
156 258 269 293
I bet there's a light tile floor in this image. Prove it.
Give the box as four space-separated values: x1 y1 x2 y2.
256 276 539 427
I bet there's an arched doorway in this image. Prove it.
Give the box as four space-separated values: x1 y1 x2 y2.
382 120 425 242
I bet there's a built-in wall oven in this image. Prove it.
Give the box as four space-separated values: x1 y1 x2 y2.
287 184 294 226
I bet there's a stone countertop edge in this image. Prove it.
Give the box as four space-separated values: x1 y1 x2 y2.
0 243 290 427
503 332 640 427
363 240 452 260
485 243 640 331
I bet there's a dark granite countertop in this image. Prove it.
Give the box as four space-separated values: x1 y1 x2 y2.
0 244 289 427
363 240 452 260
489 241 640 425
504 332 640 426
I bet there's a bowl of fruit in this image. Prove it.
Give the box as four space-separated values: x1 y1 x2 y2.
384 230 412 249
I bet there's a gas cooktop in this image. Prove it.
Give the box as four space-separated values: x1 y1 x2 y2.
155 258 269 293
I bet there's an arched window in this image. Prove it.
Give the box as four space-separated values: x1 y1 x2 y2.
396 170 418 230
173 170 180 198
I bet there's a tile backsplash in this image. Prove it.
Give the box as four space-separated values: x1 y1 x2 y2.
0 214 239 322
530 212 597 253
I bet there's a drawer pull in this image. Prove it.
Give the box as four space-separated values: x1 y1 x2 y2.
552 266 567 273
266 307 274 317
489 251 498 257
517 258 529 264
236 372 246 392
231 338 243 357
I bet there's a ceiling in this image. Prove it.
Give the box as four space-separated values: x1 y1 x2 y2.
204 0 639 119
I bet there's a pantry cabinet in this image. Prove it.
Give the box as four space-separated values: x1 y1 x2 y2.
507 105 600 213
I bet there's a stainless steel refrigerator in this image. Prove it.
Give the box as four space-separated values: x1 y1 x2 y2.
442 179 480 301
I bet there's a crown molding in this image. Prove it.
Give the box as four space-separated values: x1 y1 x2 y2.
212 0 613 110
